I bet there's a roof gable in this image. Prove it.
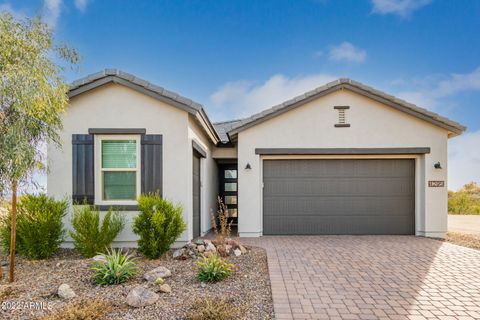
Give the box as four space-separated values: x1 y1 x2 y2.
68 69 219 144
227 78 466 140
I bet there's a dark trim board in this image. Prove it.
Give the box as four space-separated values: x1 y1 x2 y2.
255 147 431 155
88 128 146 134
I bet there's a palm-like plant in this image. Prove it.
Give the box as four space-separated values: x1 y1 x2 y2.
91 249 137 285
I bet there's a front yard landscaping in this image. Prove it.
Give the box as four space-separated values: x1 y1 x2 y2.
0 244 273 319
446 232 480 250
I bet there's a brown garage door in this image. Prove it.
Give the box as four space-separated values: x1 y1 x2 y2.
263 159 415 235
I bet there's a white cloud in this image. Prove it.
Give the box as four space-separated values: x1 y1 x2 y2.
449 130 480 190
371 0 432 17
43 0 62 28
398 67 480 109
210 73 337 120
74 0 88 12
328 42 366 63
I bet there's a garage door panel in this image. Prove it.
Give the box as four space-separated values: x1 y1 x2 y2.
263 159 415 235
263 215 414 235
264 177 414 196
264 196 414 217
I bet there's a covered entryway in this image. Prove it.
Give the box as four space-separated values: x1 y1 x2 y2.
262 159 415 235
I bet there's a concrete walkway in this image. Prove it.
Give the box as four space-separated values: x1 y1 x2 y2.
448 215 480 235
243 236 480 320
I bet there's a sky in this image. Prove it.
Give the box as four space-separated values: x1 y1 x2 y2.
2 0 480 190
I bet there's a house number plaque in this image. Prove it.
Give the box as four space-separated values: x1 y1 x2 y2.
428 181 445 187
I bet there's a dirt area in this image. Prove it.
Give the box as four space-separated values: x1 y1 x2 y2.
445 232 480 250
0 247 273 319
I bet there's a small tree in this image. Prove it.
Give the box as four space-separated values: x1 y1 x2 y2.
0 12 79 281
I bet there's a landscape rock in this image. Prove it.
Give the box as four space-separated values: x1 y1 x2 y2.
92 254 107 263
144 266 172 282
172 248 186 260
239 244 248 254
197 245 205 253
217 245 228 257
195 239 205 245
159 284 172 293
234 249 242 257
205 242 217 253
57 284 76 299
126 286 159 308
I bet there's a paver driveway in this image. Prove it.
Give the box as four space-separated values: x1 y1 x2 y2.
243 236 480 320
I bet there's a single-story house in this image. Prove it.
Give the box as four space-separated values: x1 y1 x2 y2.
47 69 466 246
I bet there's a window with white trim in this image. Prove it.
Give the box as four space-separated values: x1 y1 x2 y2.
94 135 141 205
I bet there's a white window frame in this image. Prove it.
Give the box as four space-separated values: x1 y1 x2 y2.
94 134 141 206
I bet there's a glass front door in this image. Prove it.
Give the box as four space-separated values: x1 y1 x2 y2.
219 164 238 226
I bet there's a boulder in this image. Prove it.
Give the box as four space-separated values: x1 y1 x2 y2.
197 245 205 253
126 286 159 308
172 248 186 260
239 244 248 254
225 238 240 249
159 284 172 293
144 266 172 282
234 249 242 257
205 242 217 253
217 245 228 257
58 284 76 299
195 239 205 245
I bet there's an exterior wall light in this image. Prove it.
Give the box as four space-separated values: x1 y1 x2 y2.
245 163 252 170
434 162 442 169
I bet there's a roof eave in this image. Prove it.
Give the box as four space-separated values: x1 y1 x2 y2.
227 80 467 139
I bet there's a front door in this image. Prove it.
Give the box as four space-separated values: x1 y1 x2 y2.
219 164 238 226
192 152 201 238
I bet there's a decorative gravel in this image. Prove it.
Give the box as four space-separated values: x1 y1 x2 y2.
0 246 273 319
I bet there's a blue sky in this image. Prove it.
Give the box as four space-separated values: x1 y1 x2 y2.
2 0 479 189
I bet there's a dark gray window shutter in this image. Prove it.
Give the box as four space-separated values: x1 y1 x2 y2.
141 134 163 196
72 134 94 204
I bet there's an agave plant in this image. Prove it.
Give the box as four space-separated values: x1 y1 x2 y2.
91 248 137 285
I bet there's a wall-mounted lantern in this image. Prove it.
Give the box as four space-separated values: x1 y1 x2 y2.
434 162 442 169
245 163 252 170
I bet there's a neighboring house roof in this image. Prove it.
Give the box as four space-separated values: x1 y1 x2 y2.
227 78 466 140
213 119 245 143
68 69 220 144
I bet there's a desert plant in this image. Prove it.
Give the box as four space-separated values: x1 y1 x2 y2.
0 194 68 259
187 297 239 320
91 248 137 285
448 183 480 215
69 204 125 257
133 193 186 259
196 253 235 283
210 196 233 242
39 298 112 320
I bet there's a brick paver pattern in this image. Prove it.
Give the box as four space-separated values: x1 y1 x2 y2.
243 236 480 320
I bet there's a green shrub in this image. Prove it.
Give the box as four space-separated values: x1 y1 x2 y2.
187 297 239 320
133 193 186 259
448 190 480 215
0 194 68 259
69 205 125 257
91 248 137 285
196 253 234 283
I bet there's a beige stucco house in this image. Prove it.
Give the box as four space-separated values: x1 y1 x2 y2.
47 69 465 246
